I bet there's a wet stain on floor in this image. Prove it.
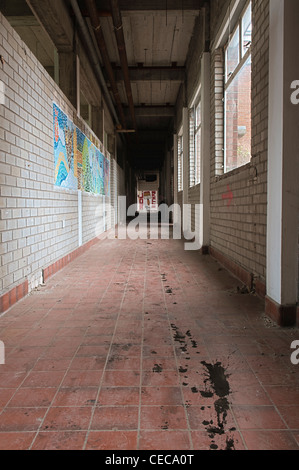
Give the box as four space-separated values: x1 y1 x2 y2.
199 360 235 450
170 322 236 451
152 364 163 373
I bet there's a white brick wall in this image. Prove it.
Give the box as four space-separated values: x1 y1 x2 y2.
0 13 122 296
209 0 269 285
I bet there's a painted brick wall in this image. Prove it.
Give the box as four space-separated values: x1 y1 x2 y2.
209 0 269 288
0 13 120 301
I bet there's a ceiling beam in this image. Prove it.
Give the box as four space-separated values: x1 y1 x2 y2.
77 0 205 12
124 106 175 117
113 66 185 82
26 0 74 52
110 0 137 131
85 0 127 130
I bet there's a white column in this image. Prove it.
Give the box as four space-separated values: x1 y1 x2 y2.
267 0 299 324
173 134 178 207
173 134 180 226
76 55 80 117
165 150 171 206
200 52 211 250
182 107 189 206
78 190 82 247
182 107 190 236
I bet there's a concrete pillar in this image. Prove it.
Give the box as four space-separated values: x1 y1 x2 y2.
182 107 189 207
91 106 104 143
266 0 299 326
200 52 211 253
108 134 116 156
173 134 178 206
58 50 78 109
165 150 171 206
173 134 180 226
182 108 189 235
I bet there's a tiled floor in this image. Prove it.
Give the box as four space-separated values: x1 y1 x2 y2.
0 225 298 450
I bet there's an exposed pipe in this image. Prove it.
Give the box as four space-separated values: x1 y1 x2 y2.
85 0 127 130
69 0 120 128
110 0 137 131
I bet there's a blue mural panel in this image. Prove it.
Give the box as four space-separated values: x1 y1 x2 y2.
53 103 110 196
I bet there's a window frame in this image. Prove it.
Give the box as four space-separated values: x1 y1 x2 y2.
194 100 202 185
177 131 183 192
223 0 252 174
189 98 201 188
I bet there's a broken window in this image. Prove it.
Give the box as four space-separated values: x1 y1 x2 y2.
224 1 252 173
178 134 183 192
189 100 201 187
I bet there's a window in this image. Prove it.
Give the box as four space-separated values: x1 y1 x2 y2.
189 109 195 187
194 102 201 185
224 1 252 173
189 101 201 187
178 134 183 192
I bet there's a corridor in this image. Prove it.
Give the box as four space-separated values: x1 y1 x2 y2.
1 0 299 453
0 230 298 451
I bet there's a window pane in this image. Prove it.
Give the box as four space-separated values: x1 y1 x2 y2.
225 56 251 173
195 102 201 185
195 127 201 184
226 26 240 81
195 102 201 128
189 109 195 187
178 136 183 192
242 4 252 56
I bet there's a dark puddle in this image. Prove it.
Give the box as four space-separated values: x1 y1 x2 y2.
199 360 235 450
170 323 236 450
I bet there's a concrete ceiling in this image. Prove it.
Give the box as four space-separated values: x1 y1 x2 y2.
1 0 206 170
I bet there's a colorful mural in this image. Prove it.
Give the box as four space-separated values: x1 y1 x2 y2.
53 103 110 196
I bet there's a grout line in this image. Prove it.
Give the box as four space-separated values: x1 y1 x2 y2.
157 235 194 451
26 245 129 450
137 238 147 450
82 239 139 449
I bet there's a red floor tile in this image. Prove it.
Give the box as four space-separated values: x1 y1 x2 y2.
97 387 140 406
0 232 298 451
140 405 188 430
41 407 92 431
277 406 299 429
0 372 27 389
232 405 287 430
51 387 98 407
61 370 103 388
0 432 36 450
85 431 138 450
7 388 56 408
139 430 191 450
141 387 183 406
191 430 246 451
0 408 47 432
102 370 140 387
31 431 87 450
90 406 139 431
241 430 299 450
21 371 65 388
